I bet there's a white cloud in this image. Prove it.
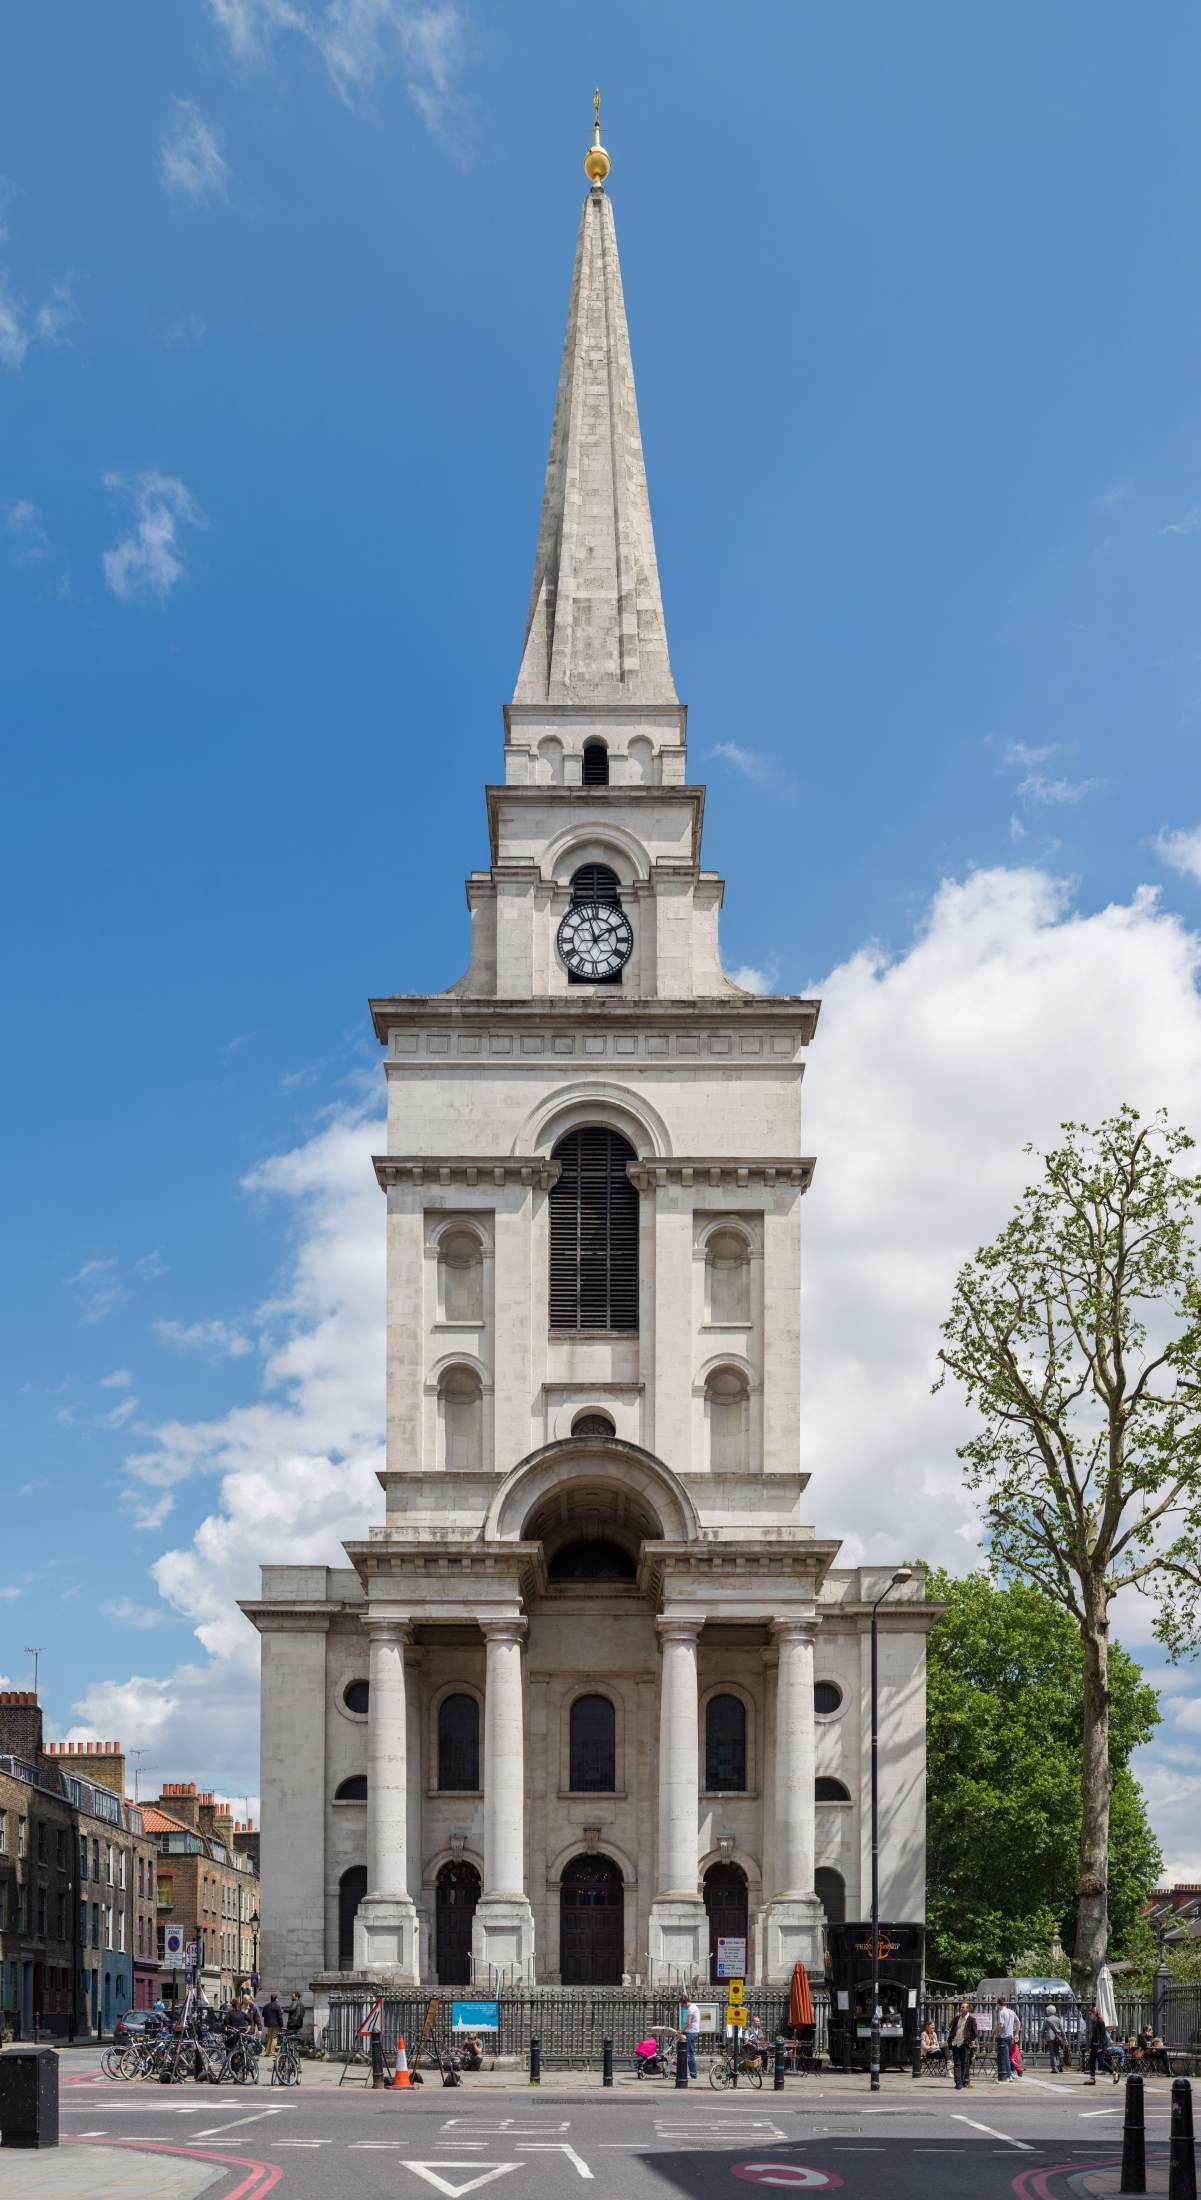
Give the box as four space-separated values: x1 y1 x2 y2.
160 100 229 200
1003 742 1058 769
98 1394 142 1431
101 1368 134 1390
1155 824 1201 887
154 1317 253 1360
0 1588 21 1604
0 273 74 372
1161 505 1201 538
101 1597 170 1630
709 741 769 782
6 499 48 562
209 0 472 150
101 473 206 604
1016 771 1104 807
728 961 779 995
69 1255 126 1325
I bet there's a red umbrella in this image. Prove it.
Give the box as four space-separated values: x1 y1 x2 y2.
787 1961 815 2030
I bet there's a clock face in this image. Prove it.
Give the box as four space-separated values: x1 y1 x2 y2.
557 900 633 980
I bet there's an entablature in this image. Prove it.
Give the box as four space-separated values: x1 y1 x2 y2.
370 995 821 1048
629 1157 816 1193
373 1154 560 1191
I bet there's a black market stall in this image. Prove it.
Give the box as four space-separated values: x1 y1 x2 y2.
825 1921 925 2072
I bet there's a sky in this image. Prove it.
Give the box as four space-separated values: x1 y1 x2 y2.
5 2 1201 1878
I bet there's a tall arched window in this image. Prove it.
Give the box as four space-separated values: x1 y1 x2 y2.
815 1866 846 1926
706 1230 751 1325
569 1694 616 1792
582 741 609 786
438 1694 480 1791
338 1865 367 1969
438 1229 483 1324
549 1127 639 1331
439 1366 483 1470
706 1367 749 1472
705 1694 747 1792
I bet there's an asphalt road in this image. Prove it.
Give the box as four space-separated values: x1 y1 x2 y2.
43 2058 1197 2200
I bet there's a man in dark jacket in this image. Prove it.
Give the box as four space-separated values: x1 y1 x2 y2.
286 1992 306 2036
948 2000 978 2090
261 1994 284 2056
1085 2007 1120 2085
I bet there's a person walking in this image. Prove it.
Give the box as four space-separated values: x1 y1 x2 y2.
995 1998 1017 2082
1084 2005 1119 2085
682 1997 701 2081
1042 2004 1067 2074
949 2000 978 2089
261 1993 283 2057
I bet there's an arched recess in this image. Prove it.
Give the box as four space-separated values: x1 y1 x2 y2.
815 1865 846 1926
704 1366 751 1474
543 819 651 887
517 1080 670 1162
703 1692 748 1793
703 1226 753 1326
434 1223 486 1325
703 1860 749 1983
485 1437 698 1543
537 735 564 785
337 1865 367 1970
558 1852 624 1986
437 1364 484 1472
567 1691 618 1793
437 1692 481 1792
627 735 654 784
550 1126 639 1331
435 1859 481 1985
582 739 609 786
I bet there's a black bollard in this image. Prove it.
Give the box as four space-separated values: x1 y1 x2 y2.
675 2034 689 2088
1170 2076 1197 2200
774 2037 786 2092
602 2037 613 2088
370 2033 385 2090
1120 2071 1146 2195
529 2035 541 2087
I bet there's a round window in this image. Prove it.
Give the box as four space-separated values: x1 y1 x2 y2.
343 1679 369 1716
814 1681 842 1716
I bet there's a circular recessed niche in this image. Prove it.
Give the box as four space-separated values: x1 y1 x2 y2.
571 1410 616 1438
814 1681 843 1717
343 1679 369 1717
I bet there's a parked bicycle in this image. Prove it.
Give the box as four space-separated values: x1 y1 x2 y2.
709 2045 764 2090
271 2032 302 2087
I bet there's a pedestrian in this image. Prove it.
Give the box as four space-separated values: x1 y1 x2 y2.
1042 2004 1067 2074
948 2000 978 2090
285 1991 306 2038
1084 2005 1119 2086
682 1996 701 2081
261 1992 283 2057
995 1998 1017 2082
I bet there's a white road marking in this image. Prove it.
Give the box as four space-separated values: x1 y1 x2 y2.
1080 2107 1122 2118
274 2139 331 2147
77 2130 108 2136
193 2108 281 2137
518 2142 594 2179
402 2164 521 2198
950 2115 1034 2151
444 2122 570 2135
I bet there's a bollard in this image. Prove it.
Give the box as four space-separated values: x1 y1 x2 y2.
529 2035 541 2087
675 2035 689 2088
911 2023 922 2081
602 2037 613 2088
1170 2076 1197 2200
0 2047 59 2149
773 2036 786 2092
732 2024 740 2090
370 2034 385 2090
1120 2071 1146 2195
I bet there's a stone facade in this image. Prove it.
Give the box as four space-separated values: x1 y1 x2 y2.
143 1785 261 2009
244 166 936 2007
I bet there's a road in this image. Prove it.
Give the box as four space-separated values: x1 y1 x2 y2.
10 2054 1191 2200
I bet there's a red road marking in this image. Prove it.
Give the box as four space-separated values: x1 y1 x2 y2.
68 2133 282 2200
1010 2159 1117 2200
731 2167 843 2190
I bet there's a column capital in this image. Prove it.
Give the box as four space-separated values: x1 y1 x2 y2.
480 1616 527 1646
657 1615 703 1646
771 1614 820 1646
366 1617 412 1647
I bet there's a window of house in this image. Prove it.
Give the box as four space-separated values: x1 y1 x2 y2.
705 1694 748 1791
55 1828 64 1868
147 1863 154 1902
569 1694 617 1792
80 1834 87 1881
438 1229 484 1324
814 1681 843 1716
119 1849 126 1890
37 1888 46 1935
118 1907 126 1952
0 1808 6 1852
79 1908 87 1948
92 1839 99 1881
138 1855 144 1897
91 1903 99 1949
17 1818 26 1859
37 1820 46 1861
549 1126 639 1330
437 1694 480 1791
343 1679 369 1716
58 1895 67 1939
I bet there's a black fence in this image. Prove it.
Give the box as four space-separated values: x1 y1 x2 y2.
326 1988 830 2069
923 1986 1201 2058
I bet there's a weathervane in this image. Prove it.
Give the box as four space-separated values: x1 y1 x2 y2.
584 86 611 188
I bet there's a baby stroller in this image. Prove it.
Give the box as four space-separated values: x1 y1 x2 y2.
636 2027 679 2078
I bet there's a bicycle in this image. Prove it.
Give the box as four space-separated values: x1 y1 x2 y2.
272 2034 302 2088
709 2046 764 2090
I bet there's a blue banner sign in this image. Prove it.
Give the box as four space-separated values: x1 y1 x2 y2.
451 2000 500 2032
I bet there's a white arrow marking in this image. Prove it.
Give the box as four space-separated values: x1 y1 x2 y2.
193 2108 281 2137
950 2116 1034 2150
518 2142 594 2179
403 2164 521 2198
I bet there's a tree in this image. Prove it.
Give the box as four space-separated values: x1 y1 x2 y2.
936 1108 1201 1998
925 1570 1161 1986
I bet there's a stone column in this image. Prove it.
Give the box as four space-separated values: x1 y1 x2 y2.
763 1613 823 1981
405 1642 427 1978
471 1617 536 1983
648 1616 708 1983
353 1618 420 1979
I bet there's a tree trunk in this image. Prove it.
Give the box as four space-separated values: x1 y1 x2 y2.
1071 1584 1112 2004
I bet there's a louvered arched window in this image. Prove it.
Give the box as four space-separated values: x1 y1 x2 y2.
549 1127 639 1331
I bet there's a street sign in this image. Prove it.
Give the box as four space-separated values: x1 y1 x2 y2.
184 1966 193 1986
717 1937 747 1980
357 1997 384 2037
451 1999 500 2032
163 1925 185 1967
731 2168 843 2189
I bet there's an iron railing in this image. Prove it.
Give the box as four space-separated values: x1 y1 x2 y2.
325 1987 829 2068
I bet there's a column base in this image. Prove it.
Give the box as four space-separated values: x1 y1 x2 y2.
353 1893 420 1981
761 1895 825 1982
471 1895 536 1986
648 1897 709 1987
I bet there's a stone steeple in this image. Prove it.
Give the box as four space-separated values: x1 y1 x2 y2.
513 182 678 709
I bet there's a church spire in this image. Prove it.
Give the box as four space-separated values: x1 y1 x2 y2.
513 113 678 708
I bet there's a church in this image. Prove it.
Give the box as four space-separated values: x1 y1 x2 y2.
243 113 934 2007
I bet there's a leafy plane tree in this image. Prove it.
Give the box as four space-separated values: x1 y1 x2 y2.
937 1107 1201 1999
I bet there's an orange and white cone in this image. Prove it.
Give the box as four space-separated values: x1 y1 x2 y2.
390 2035 412 2089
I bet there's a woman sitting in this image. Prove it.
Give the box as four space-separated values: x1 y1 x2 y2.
920 2018 947 2072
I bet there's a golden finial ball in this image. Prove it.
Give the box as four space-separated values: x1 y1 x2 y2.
584 140 611 186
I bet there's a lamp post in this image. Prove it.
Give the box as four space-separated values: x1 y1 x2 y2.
869 1567 913 2093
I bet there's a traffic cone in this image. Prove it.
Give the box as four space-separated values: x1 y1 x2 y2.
390 2035 412 2090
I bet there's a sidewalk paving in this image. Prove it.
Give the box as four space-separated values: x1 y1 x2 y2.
0 2142 219 2199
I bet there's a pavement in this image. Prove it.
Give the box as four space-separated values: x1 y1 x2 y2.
0 2049 1195 2199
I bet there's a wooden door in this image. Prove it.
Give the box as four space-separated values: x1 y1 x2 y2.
559 1854 623 1985
436 1862 481 1986
704 1862 749 1983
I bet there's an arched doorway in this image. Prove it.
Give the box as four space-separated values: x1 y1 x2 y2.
815 1867 846 1928
703 1861 749 1983
559 1853 623 1985
338 1865 367 1970
436 1861 481 1986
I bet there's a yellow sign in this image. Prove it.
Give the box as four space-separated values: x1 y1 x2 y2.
726 1979 746 2014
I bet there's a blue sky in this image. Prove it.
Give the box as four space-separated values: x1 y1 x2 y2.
6 2 1201 1870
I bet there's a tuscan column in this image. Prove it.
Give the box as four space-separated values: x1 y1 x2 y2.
366 1620 410 1897
773 1617 818 1897
656 1617 702 1896
482 1618 527 1897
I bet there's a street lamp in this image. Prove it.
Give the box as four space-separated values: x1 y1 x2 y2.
869 1567 913 2093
